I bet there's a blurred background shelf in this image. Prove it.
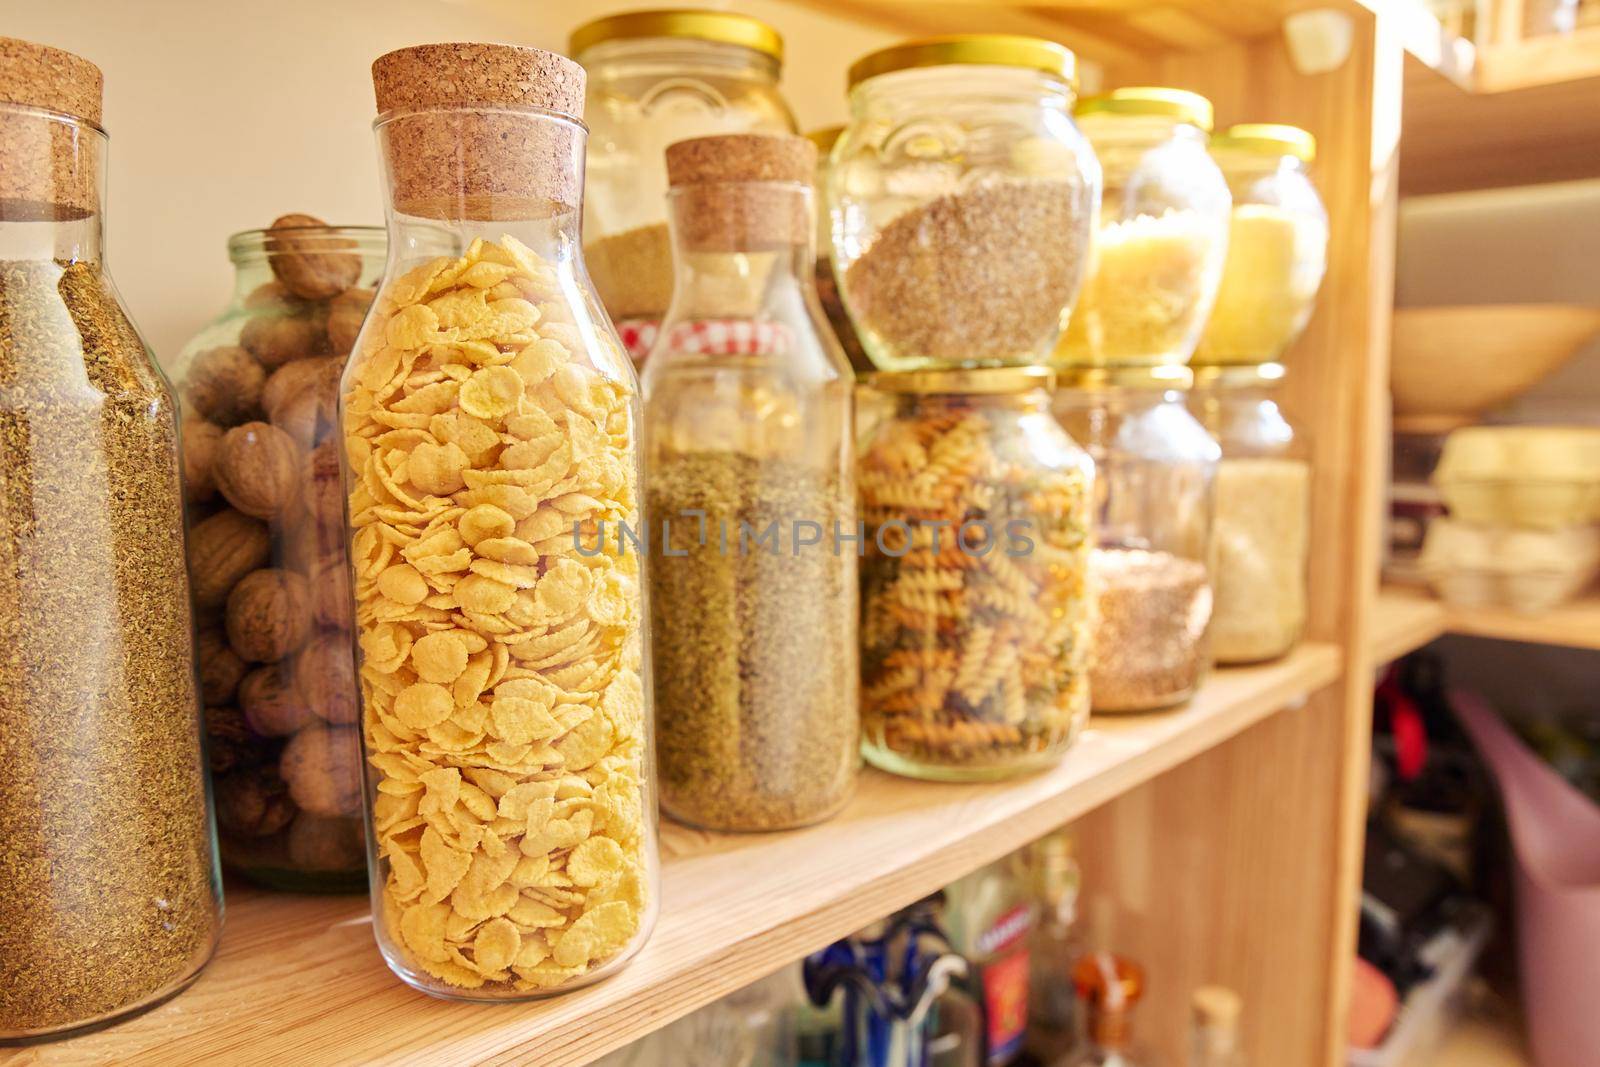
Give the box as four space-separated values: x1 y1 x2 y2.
1380 584 1600 653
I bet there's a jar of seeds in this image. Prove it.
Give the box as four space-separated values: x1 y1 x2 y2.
807 125 871 379
830 36 1100 372
172 215 391 892
348 42 657 1000
1054 368 1219 712
642 132 859 833
0 37 221 1042
859 368 1094 780
1189 364 1311 664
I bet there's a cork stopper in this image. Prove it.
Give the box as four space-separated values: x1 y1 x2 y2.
665 133 815 252
371 43 587 221
0 37 105 220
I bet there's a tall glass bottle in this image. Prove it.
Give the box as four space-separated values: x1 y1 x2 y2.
642 133 858 833
0 37 221 1041
1026 831 1084 1063
345 43 657 1000
1072 954 1147 1067
943 856 1035 1067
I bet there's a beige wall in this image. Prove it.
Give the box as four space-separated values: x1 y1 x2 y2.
1 0 894 362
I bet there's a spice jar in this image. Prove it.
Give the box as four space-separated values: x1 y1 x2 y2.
860 368 1094 781
573 10 796 364
0 37 221 1042
1193 124 1328 367
347 43 657 999
642 133 859 832
1190 364 1310 664
173 216 389 892
1053 87 1230 371
1053 369 1218 713
808 125 872 378
831 36 1100 371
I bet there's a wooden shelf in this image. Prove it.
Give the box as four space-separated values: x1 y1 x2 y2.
1377 584 1600 653
21 646 1340 1067
1373 584 1450 662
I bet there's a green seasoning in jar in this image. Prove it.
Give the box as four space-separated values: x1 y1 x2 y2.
859 368 1094 780
0 38 220 1042
643 133 858 832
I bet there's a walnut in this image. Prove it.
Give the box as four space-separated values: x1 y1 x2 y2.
239 662 316 737
262 356 338 423
303 438 346 530
215 421 301 521
280 723 362 817
240 307 329 368
215 768 296 839
187 508 272 609
197 627 248 705
226 568 312 663
182 418 223 502
327 285 375 354
244 280 310 313
203 704 259 777
294 633 358 725
267 213 362 300
184 345 264 426
272 377 339 448
286 813 365 871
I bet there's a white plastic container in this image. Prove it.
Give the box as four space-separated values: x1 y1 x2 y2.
1419 518 1600 611
1435 426 1600 529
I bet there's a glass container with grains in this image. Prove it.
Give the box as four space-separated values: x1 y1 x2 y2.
642 133 859 833
1192 124 1328 368
1052 87 1231 371
1189 363 1311 664
573 10 796 365
807 125 872 379
346 43 657 1000
859 368 1094 781
172 218 393 892
0 37 221 1042
1053 368 1218 713
830 36 1101 371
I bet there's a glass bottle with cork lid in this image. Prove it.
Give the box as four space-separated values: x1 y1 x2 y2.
1193 124 1328 367
572 9 796 364
830 35 1101 371
1052 87 1231 371
641 131 859 833
858 367 1094 781
1072 953 1147 1067
1053 366 1218 713
1190 985 1244 1067
0 36 221 1042
347 42 657 1000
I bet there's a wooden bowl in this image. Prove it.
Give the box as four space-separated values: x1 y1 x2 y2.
1392 305 1600 433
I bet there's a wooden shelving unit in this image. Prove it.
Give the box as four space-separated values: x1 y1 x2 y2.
21 649 1340 1067
1377 584 1600 654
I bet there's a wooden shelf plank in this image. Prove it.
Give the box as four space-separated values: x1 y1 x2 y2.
15 646 1340 1067
1373 584 1449 662
1377 584 1600 653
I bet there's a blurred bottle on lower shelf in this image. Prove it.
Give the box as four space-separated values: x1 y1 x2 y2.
1024 831 1084 1064
1190 986 1244 1067
944 857 1036 1066
1071 954 1146 1067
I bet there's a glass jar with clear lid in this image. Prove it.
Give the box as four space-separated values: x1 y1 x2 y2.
172 218 388 893
830 36 1100 371
859 368 1094 781
0 37 220 1042
1193 124 1328 367
642 133 859 833
1189 363 1311 664
1053 368 1218 713
808 125 873 379
1053 87 1231 371
350 43 657 999
573 10 796 364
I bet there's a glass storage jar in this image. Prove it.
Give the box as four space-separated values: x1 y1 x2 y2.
173 218 387 892
1192 124 1328 367
1053 87 1230 371
573 10 796 364
1189 364 1311 664
859 368 1094 781
0 38 221 1042
1053 369 1218 712
830 36 1100 372
643 133 858 833
809 125 872 378
349 43 657 1000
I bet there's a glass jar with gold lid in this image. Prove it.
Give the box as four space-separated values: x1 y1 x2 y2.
830 36 1100 372
573 10 796 364
1053 87 1231 371
1193 124 1328 367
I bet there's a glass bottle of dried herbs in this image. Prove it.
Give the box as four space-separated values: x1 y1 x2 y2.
642 132 859 832
0 37 221 1043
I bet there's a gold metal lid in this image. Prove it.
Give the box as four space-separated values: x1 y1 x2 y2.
1054 364 1195 390
1075 86 1213 132
1191 361 1287 386
871 365 1054 395
807 125 844 154
848 35 1076 91
570 9 783 62
1212 122 1316 162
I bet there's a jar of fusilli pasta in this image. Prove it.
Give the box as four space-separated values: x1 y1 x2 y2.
859 367 1094 781
1054 368 1219 713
